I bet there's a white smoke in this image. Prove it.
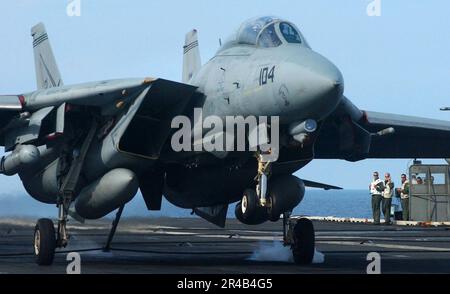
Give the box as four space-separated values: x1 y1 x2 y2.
313 249 325 264
248 241 325 264
248 241 294 262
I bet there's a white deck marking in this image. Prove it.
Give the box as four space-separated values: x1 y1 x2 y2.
319 241 450 252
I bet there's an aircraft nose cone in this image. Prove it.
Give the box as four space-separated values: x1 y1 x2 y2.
300 53 344 118
282 49 344 121
309 61 343 96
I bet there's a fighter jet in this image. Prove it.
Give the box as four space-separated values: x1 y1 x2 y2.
2 16 450 265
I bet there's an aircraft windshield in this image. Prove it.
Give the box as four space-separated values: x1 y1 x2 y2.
257 24 282 48
218 16 279 52
280 22 302 44
217 16 307 53
237 16 279 45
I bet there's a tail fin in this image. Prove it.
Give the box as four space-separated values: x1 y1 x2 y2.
182 30 201 83
31 23 63 89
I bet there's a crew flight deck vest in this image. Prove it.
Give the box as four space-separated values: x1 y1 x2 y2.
383 180 394 199
401 180 410 199
370 179 383 196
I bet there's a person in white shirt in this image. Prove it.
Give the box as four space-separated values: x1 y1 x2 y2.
369 171 384 225
382 173 394 225
396 174 410 221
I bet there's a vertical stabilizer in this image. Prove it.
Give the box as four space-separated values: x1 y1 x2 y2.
31 23 63 90
182 30 201 83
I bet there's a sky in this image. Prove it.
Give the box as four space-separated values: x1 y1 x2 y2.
0 0 449 194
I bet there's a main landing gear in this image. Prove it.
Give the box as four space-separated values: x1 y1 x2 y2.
284 217 315 265
34 218 57 265
235 189 316 264
33 121 98 266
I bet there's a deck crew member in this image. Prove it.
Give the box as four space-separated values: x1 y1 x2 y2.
369 171 384 225
382 173 394 225
396 174 410 221
416 176 423 185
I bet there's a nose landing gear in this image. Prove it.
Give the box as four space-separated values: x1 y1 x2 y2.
236 149 306 224
235 152 274 225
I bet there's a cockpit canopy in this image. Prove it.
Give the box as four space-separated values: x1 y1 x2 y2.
218 16 309 53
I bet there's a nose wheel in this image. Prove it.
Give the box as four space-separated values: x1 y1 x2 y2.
241 189 257 220
235 189 268 225
33 218 56 266
267 193 281 222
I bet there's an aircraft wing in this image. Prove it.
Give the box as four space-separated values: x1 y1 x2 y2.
0 95 26 139
116 78 200 159
314 98 450 160
361 111 450 158
1 78 200 154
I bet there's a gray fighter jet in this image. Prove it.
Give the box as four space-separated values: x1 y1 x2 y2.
2 16 450 265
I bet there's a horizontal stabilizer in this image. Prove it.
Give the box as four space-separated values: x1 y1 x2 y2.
303 179 343 190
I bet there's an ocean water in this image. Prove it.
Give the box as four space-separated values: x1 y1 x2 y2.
0 189 375 219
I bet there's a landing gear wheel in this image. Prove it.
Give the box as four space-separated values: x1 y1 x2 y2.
267 192 281 222
268 213 280 222
235 189 268 225
235 202 267 225
34 218 56 266
241 189 258 221
292 218 315 265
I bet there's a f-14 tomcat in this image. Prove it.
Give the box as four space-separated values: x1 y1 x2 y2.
2 16 450 265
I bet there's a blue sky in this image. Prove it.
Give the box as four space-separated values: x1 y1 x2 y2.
0 0 449 193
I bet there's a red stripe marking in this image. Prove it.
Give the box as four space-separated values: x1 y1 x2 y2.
18 95 26 107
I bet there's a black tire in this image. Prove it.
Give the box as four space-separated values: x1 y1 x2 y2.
267 175 304 222
292 218 315 265
268 213 280 222
241 189 258 222
235 202 267 225
267 192 281 222
34 218 56 266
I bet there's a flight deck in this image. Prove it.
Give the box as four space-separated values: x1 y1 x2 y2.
0 217 449 274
